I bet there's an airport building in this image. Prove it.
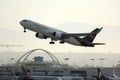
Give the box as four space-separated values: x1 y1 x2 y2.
0 64 120 77
0 49 120 77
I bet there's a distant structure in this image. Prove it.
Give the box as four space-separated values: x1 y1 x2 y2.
15 48 61 65
0 49 120 77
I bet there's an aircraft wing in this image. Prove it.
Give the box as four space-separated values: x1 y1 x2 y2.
61 27 103 39
61 33 89 39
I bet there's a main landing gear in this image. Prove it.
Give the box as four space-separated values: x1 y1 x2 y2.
49 38 65 44
24 28 26 32
50 41 64 44
49 38 55 44
59 41 65 44
50 42 55 44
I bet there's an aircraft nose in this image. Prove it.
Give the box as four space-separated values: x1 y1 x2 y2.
20 20 26 26
20 21 23 25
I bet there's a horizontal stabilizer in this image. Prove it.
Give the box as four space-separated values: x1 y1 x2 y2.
93 43 105 45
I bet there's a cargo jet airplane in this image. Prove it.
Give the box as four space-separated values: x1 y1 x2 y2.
20 20 105 47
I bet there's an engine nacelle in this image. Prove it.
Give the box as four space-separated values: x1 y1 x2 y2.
52 32 62 40
35 33 47 39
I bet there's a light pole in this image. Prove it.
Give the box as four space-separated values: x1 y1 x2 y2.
0 60 2 66
99 58 105 68
117 61 120 68
91 58 95 68
64 58 69 66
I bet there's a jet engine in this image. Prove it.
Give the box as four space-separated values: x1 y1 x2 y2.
52 32 62 40
35 33 47 39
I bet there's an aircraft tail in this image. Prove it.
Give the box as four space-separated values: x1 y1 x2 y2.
83 27 103 42
97 68 106 80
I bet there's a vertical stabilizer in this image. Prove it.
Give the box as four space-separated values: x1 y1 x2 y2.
83 27 103 42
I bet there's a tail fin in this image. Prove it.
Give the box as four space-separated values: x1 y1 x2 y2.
97 68 106 80
83 27 103 42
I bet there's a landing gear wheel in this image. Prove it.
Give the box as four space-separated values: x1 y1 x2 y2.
24 30 26 32
50 38 55 44
50 42 55 44
24 28 26 32
59 41 65 44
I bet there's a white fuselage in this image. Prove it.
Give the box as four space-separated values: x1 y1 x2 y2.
20 20 82 46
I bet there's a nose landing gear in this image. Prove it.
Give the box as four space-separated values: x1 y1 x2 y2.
24 28 26 32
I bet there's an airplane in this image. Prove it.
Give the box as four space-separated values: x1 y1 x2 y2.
97 68 120 80
20 19 105 47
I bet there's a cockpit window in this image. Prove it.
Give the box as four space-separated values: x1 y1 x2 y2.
23 20 27 22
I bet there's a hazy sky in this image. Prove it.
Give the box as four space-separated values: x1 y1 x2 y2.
0 0 120 53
